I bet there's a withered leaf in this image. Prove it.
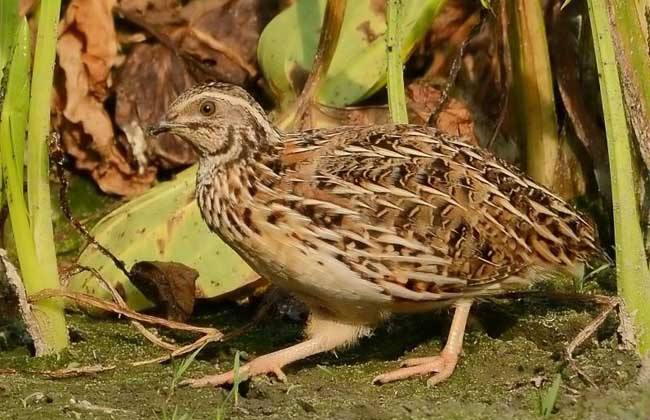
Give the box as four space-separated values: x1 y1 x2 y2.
176 0 272 85
312 83 477 145
129 261 198 322
56 0 156 195
115 43 197 170
407 82 477 144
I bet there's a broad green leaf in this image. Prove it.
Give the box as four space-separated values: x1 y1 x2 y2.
258 0 446 109
68 166 259 311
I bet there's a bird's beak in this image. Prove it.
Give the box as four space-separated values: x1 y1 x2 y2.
148 121 183 136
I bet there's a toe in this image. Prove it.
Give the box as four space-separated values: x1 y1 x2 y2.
181 371 236 388
270 366 287 382
372 364 432 385
400 356 440 367
373 352 460 386
426 368 454 387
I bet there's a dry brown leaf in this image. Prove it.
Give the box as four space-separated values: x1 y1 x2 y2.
115 43 197 169
175 0 269 84
64 0 271 194
407 82 477 144
129 261 198 322
19 0 37 16
56 0 155 195
313 83 477 145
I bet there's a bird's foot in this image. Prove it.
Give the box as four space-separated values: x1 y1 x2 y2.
372 350 459 386
181 355 287 388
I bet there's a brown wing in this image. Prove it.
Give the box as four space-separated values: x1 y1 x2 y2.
274 124 599 300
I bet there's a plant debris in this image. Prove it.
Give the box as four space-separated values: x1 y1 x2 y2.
51 0 274 195
40 364 116 379
129 261 198 322
0 249 47 355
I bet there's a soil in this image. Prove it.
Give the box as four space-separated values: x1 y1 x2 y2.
0 296 648 420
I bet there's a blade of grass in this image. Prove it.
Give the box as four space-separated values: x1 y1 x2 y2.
170 344 206 394
538 374 562 418
386 0 408 124
214 351 242 420
588 0 650 356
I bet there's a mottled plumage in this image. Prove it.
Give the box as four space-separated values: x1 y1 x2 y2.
151 82 601 387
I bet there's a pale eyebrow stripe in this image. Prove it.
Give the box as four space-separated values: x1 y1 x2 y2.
206 91 277 136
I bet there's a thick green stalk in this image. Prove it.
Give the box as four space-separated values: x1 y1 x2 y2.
507 0 560 189
0 0 19 77
26 0 68 352
0 0 21 210
0 20 35 296
603 1 650 173
0 17 67 354
386 0 408 124
26 0 61 275
7 21 30 187
277 0 347 130
634 0 649 41
588 0 650 356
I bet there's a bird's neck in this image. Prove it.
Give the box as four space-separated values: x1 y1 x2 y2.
200 116 282 163
196 123 283 237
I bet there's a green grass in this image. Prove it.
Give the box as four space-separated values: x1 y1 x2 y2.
538 374 562 418
214 351 243 420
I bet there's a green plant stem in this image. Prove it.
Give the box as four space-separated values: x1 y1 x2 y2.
277 0 347 130
0 0 19 77
0 0 21 210
7 21 30 187
507 0 560 189
588 0 650 356
0 17 65 355
26 0 68 352
603 1 650 173
386 0 408 124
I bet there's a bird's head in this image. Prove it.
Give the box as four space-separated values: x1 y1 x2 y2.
149 82 278 158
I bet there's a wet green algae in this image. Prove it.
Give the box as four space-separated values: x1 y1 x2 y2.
0 298 647 420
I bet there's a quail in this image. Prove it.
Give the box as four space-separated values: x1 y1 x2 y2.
150 82 600 387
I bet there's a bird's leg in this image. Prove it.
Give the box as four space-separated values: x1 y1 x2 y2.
373 299 473 386
182 312 369 388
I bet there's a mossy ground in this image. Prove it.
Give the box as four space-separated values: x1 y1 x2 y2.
0 297 648 420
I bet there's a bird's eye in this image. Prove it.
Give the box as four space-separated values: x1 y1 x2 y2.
199 100 216 116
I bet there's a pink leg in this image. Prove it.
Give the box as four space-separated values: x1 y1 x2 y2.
373 299 472 386
182 313 369 388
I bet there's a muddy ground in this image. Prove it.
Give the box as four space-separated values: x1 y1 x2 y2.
1 295 648 420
